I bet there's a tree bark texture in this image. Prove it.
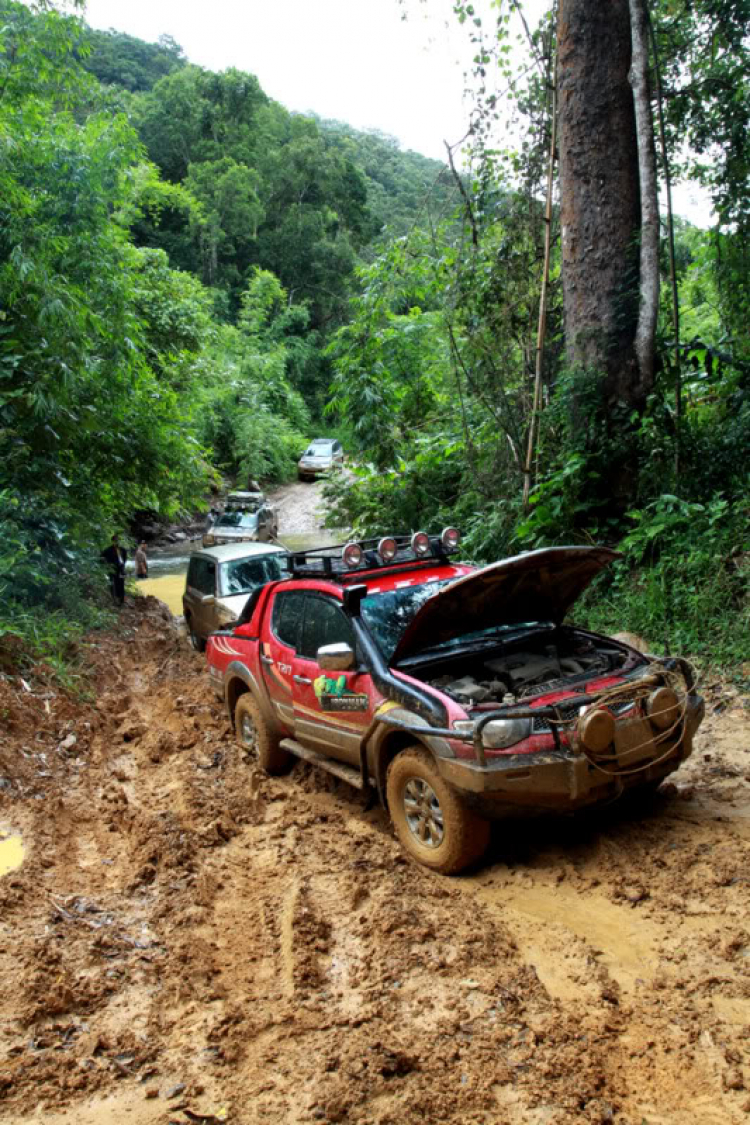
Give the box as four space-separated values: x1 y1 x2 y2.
557 0 647 415
629 0 660 393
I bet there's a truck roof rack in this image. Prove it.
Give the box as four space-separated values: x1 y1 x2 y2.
286 532 459 582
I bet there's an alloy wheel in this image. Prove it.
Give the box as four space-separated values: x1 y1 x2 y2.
402 777 445 848
240 714 259 756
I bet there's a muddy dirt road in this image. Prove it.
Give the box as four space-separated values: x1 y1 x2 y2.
270 477 332 538
1 594 750 1124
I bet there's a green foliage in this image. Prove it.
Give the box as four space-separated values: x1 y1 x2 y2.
323 435 466 539
325 179 551 538
0 0 92 110
0 487 114 680
324 229 476 532
316 120 457 245
0 102 208 526
0 1 214 665
136 65 269 183
70 17 475 426
185 156 265 290
655 0 750 229
578 495 749 666
655 0 750 363
193 270 310 483
123 162 208 279
133 67 375 328
671 221 722 342
130 246 215 385
81 28 185 92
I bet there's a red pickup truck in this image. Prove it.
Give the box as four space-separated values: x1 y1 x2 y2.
206 532 704 874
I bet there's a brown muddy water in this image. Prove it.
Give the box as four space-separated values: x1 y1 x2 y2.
0 830 24 877
131 531 342 617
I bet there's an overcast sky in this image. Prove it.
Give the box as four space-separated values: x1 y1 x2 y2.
83 0 510 160
81 0 712 224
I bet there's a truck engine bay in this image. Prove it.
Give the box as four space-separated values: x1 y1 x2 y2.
420 628 646 709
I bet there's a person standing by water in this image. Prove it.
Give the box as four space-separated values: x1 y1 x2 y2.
134 541 148 580
101 534 127 605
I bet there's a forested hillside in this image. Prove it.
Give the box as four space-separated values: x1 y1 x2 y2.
0 0 748 674
0 1 457 667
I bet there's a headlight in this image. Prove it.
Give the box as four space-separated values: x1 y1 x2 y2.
452 717 533 749
483 718 533 748
204 534 215 545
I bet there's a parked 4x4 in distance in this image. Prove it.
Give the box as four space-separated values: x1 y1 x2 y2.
206 532 704 873
297 438 344 481
203 491 278 547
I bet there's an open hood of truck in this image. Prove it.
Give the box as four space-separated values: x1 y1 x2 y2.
390 545 620 664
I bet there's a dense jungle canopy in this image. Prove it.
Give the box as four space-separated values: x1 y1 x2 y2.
1 0 748 672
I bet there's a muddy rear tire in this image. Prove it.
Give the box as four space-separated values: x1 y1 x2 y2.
235 694 292 775
386 747 490 874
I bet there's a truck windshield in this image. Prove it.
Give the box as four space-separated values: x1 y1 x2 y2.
361 580 448 661
216 509 259 529
220 554 289 596
361 581 546 663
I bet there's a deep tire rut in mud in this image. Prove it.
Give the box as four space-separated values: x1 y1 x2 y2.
1 598 750 1123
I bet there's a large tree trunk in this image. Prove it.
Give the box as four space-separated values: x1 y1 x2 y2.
556 0 648 416
629 0 660 392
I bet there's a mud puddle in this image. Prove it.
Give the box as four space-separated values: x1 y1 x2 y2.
469 876 657 995
0 830 23 877
136 572 189 616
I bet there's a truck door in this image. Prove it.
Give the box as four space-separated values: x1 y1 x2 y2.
292 594 373 767
263 589 306 734
185 555 217 644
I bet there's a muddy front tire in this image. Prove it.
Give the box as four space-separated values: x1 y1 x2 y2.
188 622 206 652
386 747 490 874
235 694 291 775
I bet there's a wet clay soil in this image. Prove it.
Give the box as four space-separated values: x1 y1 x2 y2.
1 597 750 1124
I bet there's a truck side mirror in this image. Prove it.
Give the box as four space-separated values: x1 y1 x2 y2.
317 643 355 671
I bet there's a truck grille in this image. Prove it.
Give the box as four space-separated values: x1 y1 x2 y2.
532 698 636 733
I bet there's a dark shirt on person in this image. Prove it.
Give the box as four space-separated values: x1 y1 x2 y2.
101 544 126 572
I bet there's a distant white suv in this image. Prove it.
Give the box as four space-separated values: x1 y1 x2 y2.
298 438 344 481
183 542 289 651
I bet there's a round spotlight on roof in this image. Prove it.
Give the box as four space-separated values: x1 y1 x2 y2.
377 537 397 563
342 541 363 569
441 526 460 553
411 531 431 558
